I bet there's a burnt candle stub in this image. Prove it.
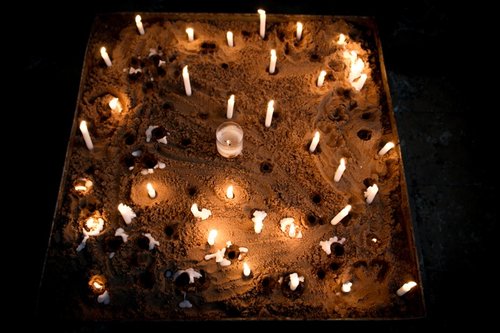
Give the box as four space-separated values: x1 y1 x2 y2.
39 13 424 320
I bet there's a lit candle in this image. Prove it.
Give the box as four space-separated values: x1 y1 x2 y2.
352 73 368 91
117 203 136 224
341 281 352 293
378 141 395 156
330 204 352 225
364 184 379 204
243 262 251 277
227 94 235 119
334 158 346 182
79 120 94 151
100 47 112 67
269 49 277 74
216 121 244 158
207 229 218 246
146 182 156 199
227 31 234 47
317 70 327 87
309 131 320 153
226 185 234 199
396 281 417 296
265 100 274 128
73 178 93 194
182 65 192 96
258 9 266 38
337 33 346 45
186 27 194 42
296 22 303 41
108 97 122 113
135 15 145 35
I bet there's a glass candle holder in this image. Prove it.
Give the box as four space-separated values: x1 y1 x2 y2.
216 121 243 158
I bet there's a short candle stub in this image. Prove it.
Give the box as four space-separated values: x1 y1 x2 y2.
216 121 243 158
89 275 107 295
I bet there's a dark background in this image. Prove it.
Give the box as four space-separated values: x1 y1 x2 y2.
18 0 494 330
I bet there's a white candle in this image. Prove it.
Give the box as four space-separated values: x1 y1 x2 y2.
258 9 266 38
378 141 395 156
337 33 346 45
100 47 112 67
186 27 194 42
317 70 327 87
182 65 192 96
296 22 303 41
216 121 244 158
135 15 145 35
117 203 136 224
226 185 234 199
227 31 234 47
269 49 277 74
349 58 365 82
309 131 320 153
265 100 274 128
252 210 267 234
97 290 110 304
330 204 352 225
364 184 379 204
227 94 235 119
243 262 251 277
352 73 368 91
396 281 417 296
288 273 304 291
146 182 156 199
191 203 212 220
334 158 346 182
341 281 352 293
207 229 218 246
108 97 122 113
79 120 94 151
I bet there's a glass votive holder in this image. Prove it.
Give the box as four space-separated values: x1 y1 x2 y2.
216 121 243 158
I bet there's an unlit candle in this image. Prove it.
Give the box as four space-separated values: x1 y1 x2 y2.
227 94 235 119
397 281 417 296
100 47 112 67
227 31 234 47
317 70 327 87
378 141 395 156
265 100 274 127
79 120 94 151
258 9 266 38
269 49 277 74
182 65 192 96
186 27 194 42
334 158 346 182
309 131 320 153
243 262 251 277
330 204 352 225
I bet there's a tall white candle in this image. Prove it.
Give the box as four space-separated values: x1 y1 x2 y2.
79 120 94 151
334 158 346 182
135 15 145 35
330 204 352 225
108 97 122 113
296 22 303 41
226 185 234 199
182 65 192 96
269 49 277 74
309 131 320 153
186 27 194 42
227 94 235 119
378 141 395 156
100 47 112 67
243 262 251 277
227 31 234 47
258 9 266 39
317 70 327 87
364 184 379 204
146 182 156 199
207 229 218 246
396 281 417 296
265 100 274 127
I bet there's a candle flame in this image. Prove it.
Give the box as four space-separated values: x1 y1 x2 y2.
226 185 234 199
93 281 103 290
341 281 352 293
208 229 218 246
258 9 265 15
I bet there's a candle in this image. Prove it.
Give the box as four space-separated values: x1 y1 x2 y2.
73 178 93 194
330 204 352 225
288 273 304 291
117 203 136 224
334 158 346 182
352 73 368 91
341 281 352 293
146 182 156 199
309 131 320 153
216 121 244 158
364 184 379 204
182 65 192 96
337 33 346 45
135 15 145 35
227 31 234 47
269 49 277 74
258 9 266 38
396 281 417 296
108 97 122 113
115 228 129 242
349 58 365 82
227 94 235 119
186 27 194 42
79 120 94 151
378 141 395 156
100 47 112 67
207 229 218 246
89 275 106 295
97 291 110 304
265 100 274 128
243 262 251 277
143 232 160 250
226 185 234 199
191 203 212 220
252 210 267 234
296 22 303 41
317 70 327 87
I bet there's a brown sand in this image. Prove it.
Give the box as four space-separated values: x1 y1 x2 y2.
39 13 424 320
